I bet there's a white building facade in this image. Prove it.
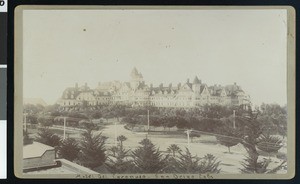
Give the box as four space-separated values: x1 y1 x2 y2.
57 68 251 110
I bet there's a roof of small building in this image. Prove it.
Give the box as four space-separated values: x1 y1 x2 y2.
24 159 98 174
23 142 55 159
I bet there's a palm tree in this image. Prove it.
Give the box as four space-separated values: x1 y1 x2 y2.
167 144 182 157
105 136 133 174
177 148 221 174
117 135 127 149
109 146 119 157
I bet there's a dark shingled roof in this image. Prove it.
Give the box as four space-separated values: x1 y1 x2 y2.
225 84 242 95
199 84 208 94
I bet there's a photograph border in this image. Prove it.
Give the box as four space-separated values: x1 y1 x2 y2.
13 5 296 179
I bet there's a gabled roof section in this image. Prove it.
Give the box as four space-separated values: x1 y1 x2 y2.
62 87 81 99
180 83 193 91
200 84 206 94
208 85 227 96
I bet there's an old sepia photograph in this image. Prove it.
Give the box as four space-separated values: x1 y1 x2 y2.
14 6 295 179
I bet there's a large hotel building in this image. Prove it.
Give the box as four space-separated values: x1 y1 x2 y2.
57 68 251 110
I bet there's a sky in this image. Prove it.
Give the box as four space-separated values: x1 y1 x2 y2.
22 8 288 106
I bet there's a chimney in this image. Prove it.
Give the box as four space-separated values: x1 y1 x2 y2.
186 78 190 83
75 83 78 89
234 82 237 85
169 83 172 89
159 83 163 89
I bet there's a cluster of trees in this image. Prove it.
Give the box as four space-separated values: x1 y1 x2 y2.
121 105 248 133
23 104 287 174
218 111 285 173
24 103 287 139
257 103 287 138
27 126 221 174
214 117 283 156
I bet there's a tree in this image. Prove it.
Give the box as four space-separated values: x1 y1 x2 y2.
57 138 80 162
131 138 168 173
38 116 54 127
256 134 283 155
91 111 102 119
23 130 33 145
26 115 38 124
164 144 182 173
44 104 61 114
237 111 286 173
105 136 133 174
78 129 107 170
200 104 232 119
117 135 127 149
167 144 182 157
189 131 201 143
176 148 221 174
35 128 61 147
215 120 241 153
241 156 286 174
199 154 221 174
24 104 45 114
259 103 287 137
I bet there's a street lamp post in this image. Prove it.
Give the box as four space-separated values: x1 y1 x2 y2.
185 130 191 150
24 113 28 132
147 110 150 133
233 110 236 129
114 121 117 146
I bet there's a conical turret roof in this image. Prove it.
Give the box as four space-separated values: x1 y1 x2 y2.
193 76 201 84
